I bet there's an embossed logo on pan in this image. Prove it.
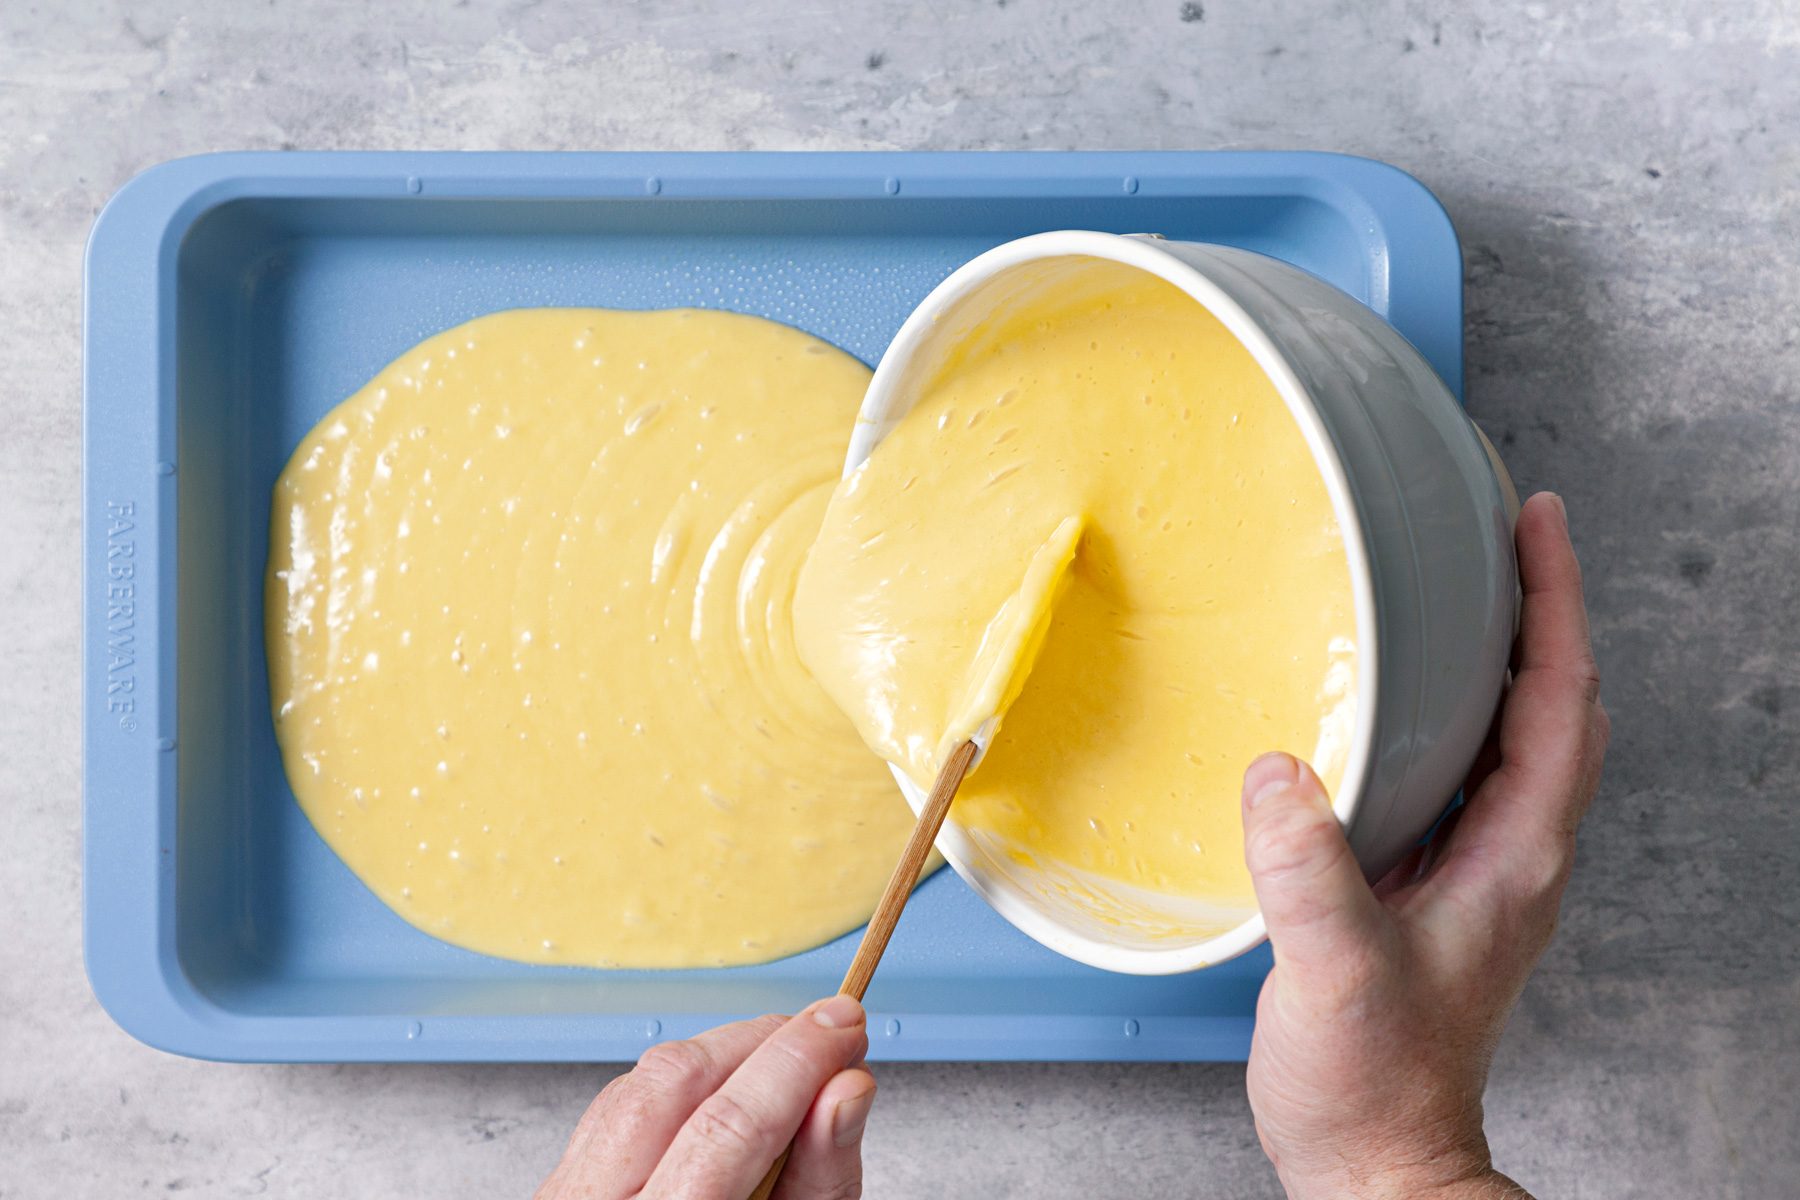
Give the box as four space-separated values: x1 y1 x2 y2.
103 500 138 732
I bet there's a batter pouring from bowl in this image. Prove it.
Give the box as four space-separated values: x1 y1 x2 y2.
539 492 1609 1200
793 260 1359 923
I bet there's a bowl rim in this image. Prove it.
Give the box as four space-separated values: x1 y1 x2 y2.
848 229 1381 975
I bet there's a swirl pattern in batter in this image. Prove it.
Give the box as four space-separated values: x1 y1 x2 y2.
266 308 920 968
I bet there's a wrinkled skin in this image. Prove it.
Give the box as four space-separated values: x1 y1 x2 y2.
539 492 1607 1200
536 993 874 1200
1243 493 1608 1199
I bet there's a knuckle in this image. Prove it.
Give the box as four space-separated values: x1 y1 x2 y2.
765 1028 819 1074
1499 898 1560 965
593 1072 630 1105
633 1039 711 1101
1510 840 1575 910
591 1072 634 1114
813 1176 864 1200
1439 880 1506 950
1246 809 1342 881
1544 659 1602 706
786 1165 865 1200
1578 659 1603 705
584 1069 649 1133
685 1091 769 1157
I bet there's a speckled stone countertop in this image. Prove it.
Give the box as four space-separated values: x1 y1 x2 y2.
3 1 1796 1195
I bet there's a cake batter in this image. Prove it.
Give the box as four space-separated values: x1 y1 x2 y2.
794 263 1358 904
266 308 920 968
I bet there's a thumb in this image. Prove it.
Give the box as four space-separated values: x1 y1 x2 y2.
1241 753 1386 975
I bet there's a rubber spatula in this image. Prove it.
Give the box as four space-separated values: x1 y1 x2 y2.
751 514 1083 1199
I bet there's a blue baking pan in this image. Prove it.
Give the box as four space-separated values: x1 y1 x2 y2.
83 151 1462 1062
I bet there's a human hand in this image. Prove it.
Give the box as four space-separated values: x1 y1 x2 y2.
536 996 875 1199
1241 492 1609 1200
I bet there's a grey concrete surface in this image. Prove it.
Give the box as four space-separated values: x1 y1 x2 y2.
4 0 1798 1195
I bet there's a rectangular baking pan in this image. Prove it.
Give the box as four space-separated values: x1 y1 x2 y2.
83 150 1462 1062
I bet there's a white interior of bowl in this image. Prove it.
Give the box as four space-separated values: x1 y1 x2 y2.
850 231 1380 974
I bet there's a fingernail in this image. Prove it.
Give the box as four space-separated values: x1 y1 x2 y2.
811 995 865 1029
1242 752 1298 809
1549 492 1568 529
831 1084 877 1147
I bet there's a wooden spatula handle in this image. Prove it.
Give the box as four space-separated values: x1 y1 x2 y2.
746 740 977 1200
839 737 976 1000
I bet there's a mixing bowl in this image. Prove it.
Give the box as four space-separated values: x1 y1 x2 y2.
847 230 1518 974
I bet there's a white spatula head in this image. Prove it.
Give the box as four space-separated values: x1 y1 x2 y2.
942 514 1083 771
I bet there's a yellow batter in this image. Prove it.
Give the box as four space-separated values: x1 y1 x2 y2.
794 263 1358 904
266 308 921 968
